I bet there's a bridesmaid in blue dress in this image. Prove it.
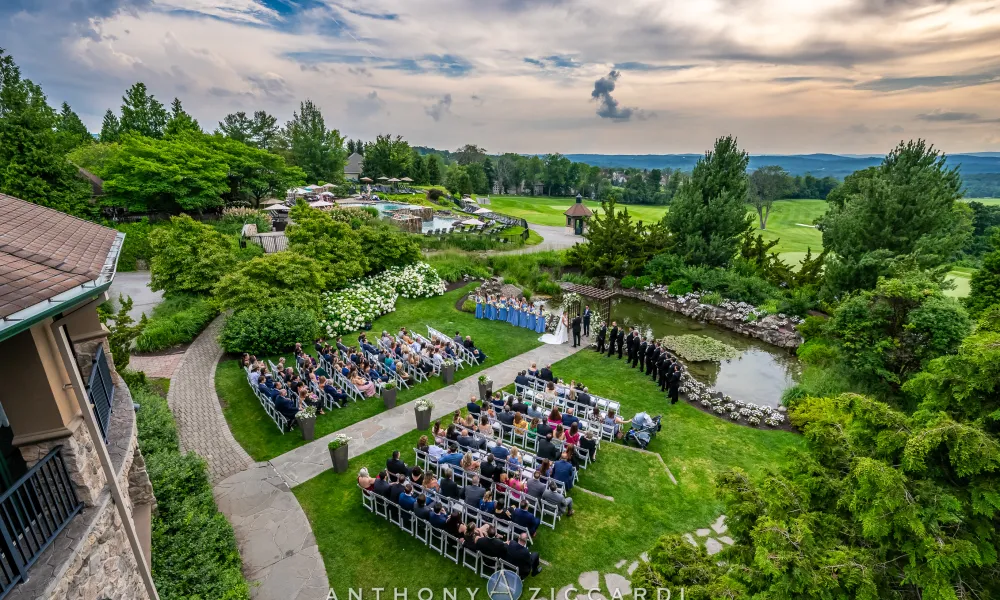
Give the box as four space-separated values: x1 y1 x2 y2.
520 301 529 328
508 299 518 325
498 299 508 323
527 306 536 331
475 294 484 319
485 295 493 320
535 308 546 333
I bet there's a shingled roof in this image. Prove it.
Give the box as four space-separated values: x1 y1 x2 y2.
0 194 120 322
344 152 364 175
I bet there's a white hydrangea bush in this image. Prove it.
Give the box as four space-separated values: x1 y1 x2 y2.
319 262 447 335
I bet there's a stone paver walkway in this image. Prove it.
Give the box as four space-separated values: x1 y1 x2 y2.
167 315 329 599
167 315 254 483
214 464 328 600
271 340 588 487
129 351 185 379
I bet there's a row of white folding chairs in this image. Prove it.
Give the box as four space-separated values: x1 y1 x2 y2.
244 367 294 433
446 431 577 484
392 480 534 544
523 375 621 414
377 338 430 383
363 349 413 389
515 383 627 427
393 333 442 376
412 450 565 530
360 487 523 577
516 387 621 442
414 329 470 370
479 411 592 469
426 326 476 366
416 443 569 497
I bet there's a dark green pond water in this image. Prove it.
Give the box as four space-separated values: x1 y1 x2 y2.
611 297 800 408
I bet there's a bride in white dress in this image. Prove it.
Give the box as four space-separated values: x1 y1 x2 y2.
539 312 569 345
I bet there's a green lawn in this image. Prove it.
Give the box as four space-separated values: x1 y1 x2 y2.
964 198 1000 206
294 343 802 592
490 195 670 227
215 284 543 461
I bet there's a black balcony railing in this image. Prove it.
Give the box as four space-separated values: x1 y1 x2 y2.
0 447 83 598
86 345 115 443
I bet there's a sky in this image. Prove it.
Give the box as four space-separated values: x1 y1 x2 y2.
2 0 1000 155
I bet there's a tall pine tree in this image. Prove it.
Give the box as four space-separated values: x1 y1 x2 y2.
119 82 167 138
164 98 201 136
55 102 94 153
277 100 346 183
100 109 121 143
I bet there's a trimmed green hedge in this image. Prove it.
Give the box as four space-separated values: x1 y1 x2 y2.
132 382 250 600
219 307 318 356
134 295 218 353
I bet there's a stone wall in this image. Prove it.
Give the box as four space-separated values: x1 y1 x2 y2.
37 494 151 600
18 421 108 507
394 206 434 221
391 214 423 233
617 289 803 349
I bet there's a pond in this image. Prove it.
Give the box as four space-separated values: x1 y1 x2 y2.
342 202 457 233
611 297 800 408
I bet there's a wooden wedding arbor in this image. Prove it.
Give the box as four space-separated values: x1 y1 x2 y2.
559 282 615 325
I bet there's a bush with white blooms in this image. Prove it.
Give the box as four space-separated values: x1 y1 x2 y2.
319 262 447 335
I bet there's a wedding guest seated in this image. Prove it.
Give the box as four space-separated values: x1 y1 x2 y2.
553 424 566 442
439 445 464 467
526 470 546 499
491 393 505 410
386 450 408 477
512 499 541 536
457 429 483 451
395 362 411 383
463 474 487 506
514 371 530 387
513 413 528 435
535 419 553 438
429 502 449 528
490 439 510 461
357 467 376 491
565 423 581 445
552 453 575 490
474 525 507 558
422 473 440 495
466 395 482 415
547 408 563 428
527 363 538 377
472 347 487 363
507 532 543 577
498 406 516 427
537 459 553 478
603 409 624 438
439 467 462 499
478 490 496 513
537 434 559 461
498 472 526 500
577 386 593 406
273 390 300 422
492 499 513 521
463 336 475 350
562 408 580 428
538 364 554 382
480 454 499 483
512 395 529 416
414 494 431 521
409 465 423 486
320 376 348 406
580 431 598 463
249 366 261 386
388 473 406 504
444 508 465 538
373 470 392 498
351 372 377 397
460 451 480 473
507 447 523 471
542 480 574 518
399 484 417 512
336 337 349 354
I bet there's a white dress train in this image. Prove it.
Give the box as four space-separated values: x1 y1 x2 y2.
539 316 569 345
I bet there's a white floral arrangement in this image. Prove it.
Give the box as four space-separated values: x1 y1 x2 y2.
478 374 493 384
415 399 434 412
295 406 318 420
765 414 786 427
319 262 447 335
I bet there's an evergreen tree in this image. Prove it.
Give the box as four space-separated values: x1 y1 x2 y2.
119 82 167 138
55 102 94 152
277 100 346 183
426 153 443 185
100 109 121 143
665 135 752 267
164 98 201 136
964 230 1000 316
0 48 92 216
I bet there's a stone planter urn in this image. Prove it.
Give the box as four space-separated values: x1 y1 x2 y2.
441 364 456 385
329 444 349 473
415 406 432 430
299 417 316 441
478 379 493 401
382 386 398 410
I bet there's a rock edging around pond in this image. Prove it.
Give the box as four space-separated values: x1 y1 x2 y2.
617 289 804 350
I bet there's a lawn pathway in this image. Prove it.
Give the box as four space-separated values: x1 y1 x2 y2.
269 339 588 487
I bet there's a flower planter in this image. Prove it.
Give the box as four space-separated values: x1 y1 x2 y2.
330 444 349 473
415 407 432 430
382 387 398 410
441 364 456 385
478 380 493 401
299 417 316 441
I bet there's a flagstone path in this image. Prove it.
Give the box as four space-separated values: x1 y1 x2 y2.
167 316 589 600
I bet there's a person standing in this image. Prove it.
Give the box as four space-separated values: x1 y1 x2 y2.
571 314 582 347
658 354 670 391
596 323 607 353
634 336 645 369
625 328 635 365
644 340 655 375
668 364 681 404
616 327 625 360
582 306 592 337
648 343 660 383
607 322 619 358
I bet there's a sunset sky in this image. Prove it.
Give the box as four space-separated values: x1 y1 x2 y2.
3 0 999 154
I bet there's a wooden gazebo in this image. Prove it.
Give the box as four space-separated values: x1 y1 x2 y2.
564 194 593 235
559 282 615 325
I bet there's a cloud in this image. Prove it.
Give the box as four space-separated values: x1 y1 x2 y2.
916 109 1000 123
855 72 998 91
523 55 582 70
590 70 649 121
346 90 387 119
613 62 695 72
471 94 484 106
424 94 452 121
849 123 905 134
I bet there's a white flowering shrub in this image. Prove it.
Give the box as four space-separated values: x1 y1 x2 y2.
319 262 447 335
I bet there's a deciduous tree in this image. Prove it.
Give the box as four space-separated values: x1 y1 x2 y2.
119 82 167 138
164 98 201 137
149 215 237 295
747 165 789 229
277 100 346 183
55 102 94 153
286 202 365 288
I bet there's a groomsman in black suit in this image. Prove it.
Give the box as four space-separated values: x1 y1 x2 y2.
644 340 656 375
607 322 619 357
596 323 607 353
658 354 670 391
649 343 661 382
582 306 592 337
624 328 635 366
633 336 645 369
616 327 625 359
571 314 582 347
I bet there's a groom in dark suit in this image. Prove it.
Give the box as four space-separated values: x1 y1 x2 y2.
582 306 592 337
571 314 582 347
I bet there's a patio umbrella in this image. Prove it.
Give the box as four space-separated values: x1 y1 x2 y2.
400 177 413 182
377 176 389 181
473 207 492 215
360 177 373 182
264 204 289 211
387 178 400 183
309 200 333 208
320 191 335 197
461 218 485 226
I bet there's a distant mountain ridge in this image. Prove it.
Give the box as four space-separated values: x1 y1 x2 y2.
563 153 1000 177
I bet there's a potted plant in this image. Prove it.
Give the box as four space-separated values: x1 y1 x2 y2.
296 406 318 441
328 434 352 473
414 399 434 430
441 359 456 384
382 380 398 409
477 374 493 401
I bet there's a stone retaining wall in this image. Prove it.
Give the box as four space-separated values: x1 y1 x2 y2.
617 289 803 349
